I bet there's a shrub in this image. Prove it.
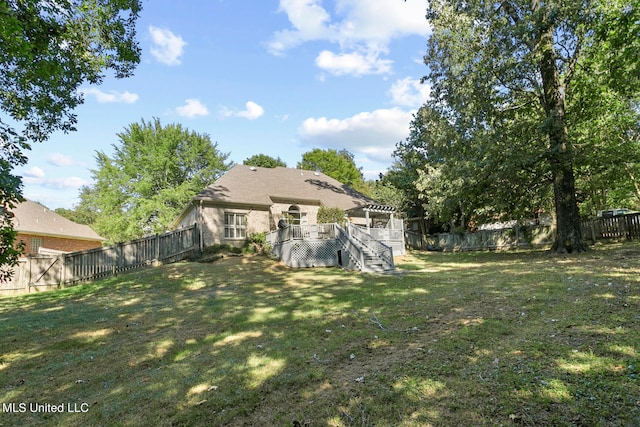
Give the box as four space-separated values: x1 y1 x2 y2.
243 232 272 256
317 207 346 226
203 244 242 255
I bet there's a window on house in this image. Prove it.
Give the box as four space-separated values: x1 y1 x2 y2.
283 205 307 225
30 237 43 255
224 212 246 239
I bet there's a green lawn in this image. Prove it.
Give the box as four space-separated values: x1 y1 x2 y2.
1 243 639 426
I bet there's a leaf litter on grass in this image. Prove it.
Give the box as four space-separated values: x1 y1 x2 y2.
1 242 639 426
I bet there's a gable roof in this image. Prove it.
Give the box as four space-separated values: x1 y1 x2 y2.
11 200 104 241
193 164 375 210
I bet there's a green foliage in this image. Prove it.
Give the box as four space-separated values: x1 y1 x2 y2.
0 172 24 278
401 0 640 251
369 181 409 218
243 232 272 256
592 1 640 96
401 104 553 229
378 159 424 220
205 244 242 255
297 148 365 189
243 154 287 168
83 118 232 243
0 216 24 282
317 207 346 226
54 187 98 226
0 0 141 277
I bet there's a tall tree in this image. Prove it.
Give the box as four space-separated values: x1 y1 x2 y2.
297 148 365 190
84 118 232 243
592 0 640 96
54 186 99 226
243 154 287 168
420 0 639 252
0 0 141 275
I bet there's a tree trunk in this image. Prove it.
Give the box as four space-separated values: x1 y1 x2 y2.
538 19 587 253
549 155 585 252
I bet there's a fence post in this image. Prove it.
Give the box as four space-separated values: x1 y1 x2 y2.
625 215 632 241
194 223 200 253
117 242 123 275
59 255 65 287
155 233 160 263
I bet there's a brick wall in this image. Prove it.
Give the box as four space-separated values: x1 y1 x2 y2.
16 233 102 256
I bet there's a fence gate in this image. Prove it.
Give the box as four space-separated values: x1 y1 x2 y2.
28 256 62 291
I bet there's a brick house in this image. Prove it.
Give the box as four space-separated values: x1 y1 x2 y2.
11 200 104 256
170 164 381 246
170 165 405 269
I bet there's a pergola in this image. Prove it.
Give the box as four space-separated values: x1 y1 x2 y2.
346 204 397 233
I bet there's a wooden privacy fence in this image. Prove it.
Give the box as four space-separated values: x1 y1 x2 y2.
581 213 640 242
424 225 554 252
406 212 640 252
1 224 199 294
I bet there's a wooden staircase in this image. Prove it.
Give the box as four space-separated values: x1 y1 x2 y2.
344 224 394 273
361 247 393 273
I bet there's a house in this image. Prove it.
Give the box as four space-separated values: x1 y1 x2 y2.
171 164 405 271
11 200 104 256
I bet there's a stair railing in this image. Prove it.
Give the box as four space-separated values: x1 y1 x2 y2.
335 224 365 270
347 223 394 270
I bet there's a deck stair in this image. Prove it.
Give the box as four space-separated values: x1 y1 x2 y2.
267 223 395 273
345 223 394 273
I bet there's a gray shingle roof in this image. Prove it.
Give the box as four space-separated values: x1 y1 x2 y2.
11 200 104 241
193 164 375 210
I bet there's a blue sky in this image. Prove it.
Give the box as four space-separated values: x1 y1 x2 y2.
18 0 431 209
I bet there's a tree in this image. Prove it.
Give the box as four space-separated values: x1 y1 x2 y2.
377 157 425 223
573 1 640 214
54 187 99 226
243 154 287 168
400 102 553 231
592 1 640 96
83 118 232 243
419 0 639 252
0 0 141 275
317 207 347 226
297 148 365 190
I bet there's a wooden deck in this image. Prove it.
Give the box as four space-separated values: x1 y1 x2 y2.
267 223 403 273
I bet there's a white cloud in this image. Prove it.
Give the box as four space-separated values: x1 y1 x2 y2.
333 0 430 43
388 77 431 107
268 0 429 76
42 177 88 190
298 107 413 163
316 49 392 76
236 101 265 120
81 88 139 104
175 99 209 118
149 26 187 65
47 153 75 167
21 172 88 190
24 166 45 178
267 0 334 54
219 101 265 120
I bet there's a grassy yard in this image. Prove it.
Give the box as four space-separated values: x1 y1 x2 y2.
1 242 639 426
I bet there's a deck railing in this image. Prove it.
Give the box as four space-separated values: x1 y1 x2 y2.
348 224 394 270
267 223 337 244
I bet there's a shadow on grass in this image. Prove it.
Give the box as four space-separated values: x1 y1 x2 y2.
1 243 639 426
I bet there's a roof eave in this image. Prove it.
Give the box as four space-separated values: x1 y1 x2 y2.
16 230 105 241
